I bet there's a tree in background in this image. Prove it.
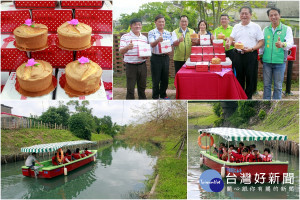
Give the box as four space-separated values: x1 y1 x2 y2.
114 1 267 33
67 100 92 114
68 112 95 140
39 105 70 126
94 115 120 138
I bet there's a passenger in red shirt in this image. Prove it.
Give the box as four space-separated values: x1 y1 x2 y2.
72 148 82 160
230 148 252 162
84 148 92 156
237 142 244 154
249 148 263 162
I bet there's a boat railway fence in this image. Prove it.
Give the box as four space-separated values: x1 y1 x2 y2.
1 117 68 130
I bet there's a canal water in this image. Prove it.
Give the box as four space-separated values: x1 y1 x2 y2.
188 130 299 199
1 141 158 199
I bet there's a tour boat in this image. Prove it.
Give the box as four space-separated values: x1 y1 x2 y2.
198 128 289 183
21 140 97 178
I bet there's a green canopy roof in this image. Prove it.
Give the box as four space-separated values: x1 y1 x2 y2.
200 127 287 142
21 140 96 153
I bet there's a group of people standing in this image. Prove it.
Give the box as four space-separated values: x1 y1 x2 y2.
214 142 273 163
119 6 294 100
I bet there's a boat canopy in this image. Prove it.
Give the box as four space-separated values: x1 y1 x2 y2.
21 140 96 153
200 127 287 142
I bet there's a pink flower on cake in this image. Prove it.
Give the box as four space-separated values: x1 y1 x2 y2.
24 19 34 27
68 19 79 26
26 59 39 67
78 57 90 64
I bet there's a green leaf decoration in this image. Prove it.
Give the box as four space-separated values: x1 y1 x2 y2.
31 25 34 28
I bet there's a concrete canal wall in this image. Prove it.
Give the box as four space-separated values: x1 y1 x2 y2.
265 140 299 157
1 139 113 164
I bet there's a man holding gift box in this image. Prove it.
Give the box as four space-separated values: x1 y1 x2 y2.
172 15 196 75
213 14 234 62
259 8 294 100
120 18 148 99
148 14 173 99
226 6 264 99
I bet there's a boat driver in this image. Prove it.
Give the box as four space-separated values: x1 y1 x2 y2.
25 153 43 176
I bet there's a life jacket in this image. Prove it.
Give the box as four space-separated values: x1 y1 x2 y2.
237 147 244 154
238 154 250 162
80 153 86 158
230 155 235 162
252 155 262 162
52 156 58 165
85 150 92 156
263 155 272 162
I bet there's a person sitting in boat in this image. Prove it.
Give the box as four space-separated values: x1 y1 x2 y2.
72 148 82 160
25 153 43 176
229 148 252 162
250 144 256 153
66 149 72 156
84 148 92 156
245 145 251 153
213 143 225 159
63 153 71 163
260 148 273 162
250 148 263 162
221 147 228 161
237 142 245 154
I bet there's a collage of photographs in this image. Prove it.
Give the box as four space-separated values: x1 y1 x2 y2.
0 0 299 199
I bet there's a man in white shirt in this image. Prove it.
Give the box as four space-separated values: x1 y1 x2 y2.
119 18 149 99
226 6 264 99
259 8 294 99
148 14 172 99
25 153 43 176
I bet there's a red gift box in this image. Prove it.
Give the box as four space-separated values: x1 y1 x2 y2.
31 34 74 67
202 46 214 54
1 10 31 34
61 1 103 9
210 64 222 72
1 34 29 71
14 1 57 9
212 39 224 47
214 53 226 62
191 46 202 54
75 10 112 34
76 35 112 69
196 62 209 72
221 57 232 68
202 54 214 62
32 9 73 33
190 54 202 62
214 46 225 54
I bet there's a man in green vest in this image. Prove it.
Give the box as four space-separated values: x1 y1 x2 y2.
172 15 195 75
260 7 294 99
213 14 234 62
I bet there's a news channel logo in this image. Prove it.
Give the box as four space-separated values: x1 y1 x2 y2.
199 169 224 192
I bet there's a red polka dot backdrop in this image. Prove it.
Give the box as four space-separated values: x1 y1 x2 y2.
76 46 112 69
75 10 112 34
14 1 57 9
32 10 73 33
31 35 74 67
1 10 31 34
1 49 29 71
61 1 103 9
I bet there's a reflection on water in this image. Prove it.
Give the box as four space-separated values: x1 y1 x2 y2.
188 132 299 199
1 141 157 199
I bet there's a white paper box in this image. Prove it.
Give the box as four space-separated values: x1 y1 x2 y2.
200 35 211 46
92 34 112 47
158 40 172 54
185 58 196 67
55 69 107 100
138 44 152 57
1 71 54 100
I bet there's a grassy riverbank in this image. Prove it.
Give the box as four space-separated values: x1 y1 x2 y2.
117 121 187 199
1 128 113 155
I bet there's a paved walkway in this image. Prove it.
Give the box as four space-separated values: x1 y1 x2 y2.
113 88 299 100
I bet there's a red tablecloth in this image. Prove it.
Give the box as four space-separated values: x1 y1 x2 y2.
174 67 247 100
